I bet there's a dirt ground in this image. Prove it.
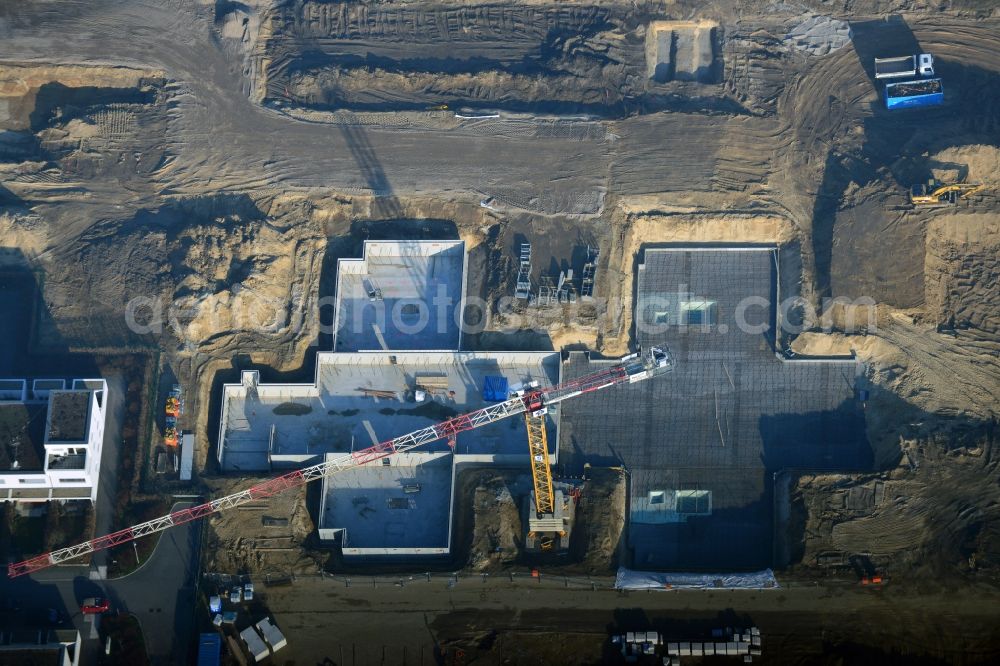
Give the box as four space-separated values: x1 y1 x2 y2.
1 0 1000 661
457 466 625 574
201 480 319 576
231 572 1000 666
203 464 625 579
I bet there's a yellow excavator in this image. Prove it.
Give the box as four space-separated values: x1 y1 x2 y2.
909 180 985 206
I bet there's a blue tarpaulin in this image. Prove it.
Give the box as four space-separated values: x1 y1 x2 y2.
482 376 509 402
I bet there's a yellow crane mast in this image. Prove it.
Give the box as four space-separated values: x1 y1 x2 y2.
525 413 555 517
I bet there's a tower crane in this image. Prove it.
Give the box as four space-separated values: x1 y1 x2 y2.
523 410 559 551
8 346 674 578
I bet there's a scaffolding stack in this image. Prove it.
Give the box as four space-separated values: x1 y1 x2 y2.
580 245 598 300
536 275 556 306
556 270 577 304
514 243 532 301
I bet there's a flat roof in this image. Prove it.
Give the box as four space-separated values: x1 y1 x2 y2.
559 247 871 570
333 240 466 352
320 452 453 553
46 391 91 443
47 452 86 470
32 379 65 391
0 379 26 392
219 351 559 472
0 403 46 472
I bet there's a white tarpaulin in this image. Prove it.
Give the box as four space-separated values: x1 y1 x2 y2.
615 567 779 590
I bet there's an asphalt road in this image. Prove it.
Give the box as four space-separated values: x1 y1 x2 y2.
108 501 201 665
0 501 201 666
256 573 1000 665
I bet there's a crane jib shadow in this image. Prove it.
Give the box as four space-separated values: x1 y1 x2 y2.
339 123 403 220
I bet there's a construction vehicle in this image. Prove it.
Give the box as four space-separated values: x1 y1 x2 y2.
164 418 178 447
164 384 182 446
873 53 943 110
165 385 182 417
875 53 934 79
909 180 984 206
8 346 674 577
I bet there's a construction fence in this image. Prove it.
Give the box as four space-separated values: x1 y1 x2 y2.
202 568 870 593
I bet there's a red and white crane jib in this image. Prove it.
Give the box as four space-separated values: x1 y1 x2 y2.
8 346 673 578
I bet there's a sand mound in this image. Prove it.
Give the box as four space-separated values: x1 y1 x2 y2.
924 213 1000 336
0 64 162 131
36 194 326 353
645 20 719 83
785 15 853 56
927 144 1000 186
0 211 47 260
789 332 857 357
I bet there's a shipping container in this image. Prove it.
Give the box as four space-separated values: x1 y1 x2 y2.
197 633 222 666
885 78 944 110
256 617 288 652
239 626 270 662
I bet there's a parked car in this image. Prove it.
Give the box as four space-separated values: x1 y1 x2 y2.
243 582 254 601
229 586 241 604
80 597 110 615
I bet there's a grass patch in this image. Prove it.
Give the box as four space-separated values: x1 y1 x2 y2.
11 514 46 556
107 498 168 578
100 613 150 666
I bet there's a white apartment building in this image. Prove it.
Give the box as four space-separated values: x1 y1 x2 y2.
0 378 108 503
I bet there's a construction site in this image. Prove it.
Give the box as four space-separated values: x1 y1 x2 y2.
1 0 999 665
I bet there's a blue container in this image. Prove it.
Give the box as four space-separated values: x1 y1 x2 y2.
482 376 509 402
885 78 944 110
197 633 221 666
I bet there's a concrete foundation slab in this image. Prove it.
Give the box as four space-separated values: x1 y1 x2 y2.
333 240 467 352
319 451 454 556
559 247 870 570
218 351 559 472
